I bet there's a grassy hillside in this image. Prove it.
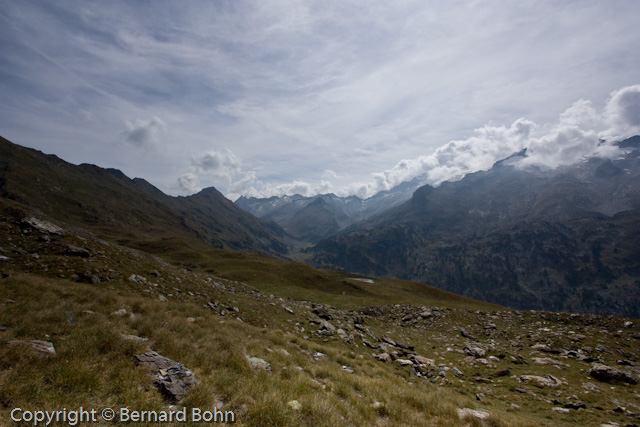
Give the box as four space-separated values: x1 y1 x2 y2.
1 198 639 426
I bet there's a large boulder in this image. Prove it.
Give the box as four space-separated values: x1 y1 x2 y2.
590 363 638 385
134 351 197 402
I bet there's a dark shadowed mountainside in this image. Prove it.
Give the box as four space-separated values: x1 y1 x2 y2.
310 138 640 317
0 136 289 256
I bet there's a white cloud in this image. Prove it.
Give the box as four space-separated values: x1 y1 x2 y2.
121 117 166 148
343 85 640 198
192 149 241 177
177 173 200 193
602 85 640 141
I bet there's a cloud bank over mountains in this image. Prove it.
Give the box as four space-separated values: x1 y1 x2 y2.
1 1 639 201
184 84 640 200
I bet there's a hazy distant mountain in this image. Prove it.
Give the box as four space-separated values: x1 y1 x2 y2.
235 178 424 242
310 136 640 316
0 136 289 256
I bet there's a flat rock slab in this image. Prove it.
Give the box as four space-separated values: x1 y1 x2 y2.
135 351 197 402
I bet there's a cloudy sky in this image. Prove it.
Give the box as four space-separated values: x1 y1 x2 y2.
1 0 639 200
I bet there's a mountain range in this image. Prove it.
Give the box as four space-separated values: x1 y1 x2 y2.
2 134 640 317
236 178 423 243
308 136 640 316
0 136 289 258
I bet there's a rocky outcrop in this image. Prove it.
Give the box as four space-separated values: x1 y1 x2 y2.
134 351 197 402
590 363 638 385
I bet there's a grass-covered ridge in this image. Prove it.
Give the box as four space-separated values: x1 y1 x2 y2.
1 200 639 426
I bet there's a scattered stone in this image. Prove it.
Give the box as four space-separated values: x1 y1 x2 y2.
342 365 354 373
532 357 569 367
134 351 197 402
460 328 477 340
457 408 491 421
22 217 64 235
410 355 435 367
396 358 413 366
8 340 55 356
395 341 414 351
520 374 562 388
121 334 149 343
313 352 328 361
464 343 487 358
374 353 392 363
287 400 302 411
590 363 638 385
318 319 336 333
564 401 587 410
65 244 90 257
362 339 378 349
246 355 272 371
128 274 147 284
381 336 396 347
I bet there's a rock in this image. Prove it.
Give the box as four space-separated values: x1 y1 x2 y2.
530 343 560 354
552 407 570 414
564 401 586 410
381 336 396 347
362 339 378 349
318 319 336 333
8 340 55 356
342 365 354 373
464 343 487 358
186 317 195 323
519 374 562 388
336 328 348 340
460 328 477 340
287 400 302 411
284 307 294 314
0 255 10 262
410 355 435 367
624 321 633 328
134 351 197 402
121 334 149 343
493 369 510 377
419 309 433 319
532 357 569 367
589 363 638 385
457 408 491 421
374 353 392 363
396 359 413 366
65 244 90 257
395 341 414 351
313 352 328 361
246 355 272 371
128 274 147 284
22 217 64 235
312 306 332 320
112 308 128 316
158 295 167 302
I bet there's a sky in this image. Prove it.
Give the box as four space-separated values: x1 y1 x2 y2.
1 0 639 201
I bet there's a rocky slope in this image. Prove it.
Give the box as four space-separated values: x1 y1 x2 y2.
1 204 638 426
0 136 289 257
310 137 640 317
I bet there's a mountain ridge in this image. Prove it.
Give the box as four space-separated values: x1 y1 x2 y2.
0 135 289 257
309 136 640 316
